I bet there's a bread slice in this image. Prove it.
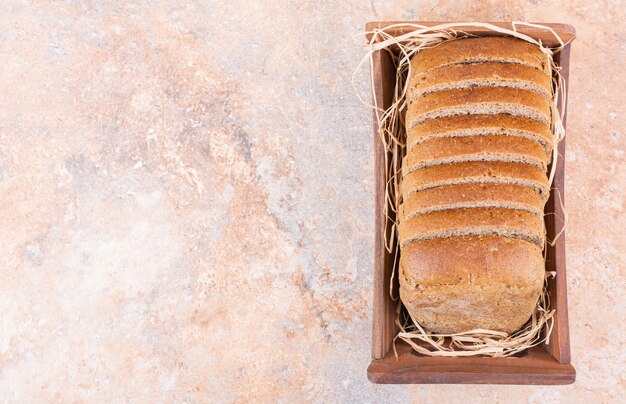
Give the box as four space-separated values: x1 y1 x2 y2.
399 183 544 220
398 207 545 247
409 37 549 75
403 135 548 172
399 235 544 333
401 161 550 201
406 114 554 157
408 62 552 99
406 87 552 127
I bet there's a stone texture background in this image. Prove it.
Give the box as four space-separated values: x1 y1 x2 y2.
0 1 624 402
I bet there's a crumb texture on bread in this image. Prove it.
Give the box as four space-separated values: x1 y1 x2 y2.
404 135 548 172
408 62 552 99
399 183 544 219
401 161 550 200
406 114 554 157
398 207 545 247
407 87 552 126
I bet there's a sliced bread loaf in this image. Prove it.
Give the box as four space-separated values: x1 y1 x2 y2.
397 207 545 247
399 235 544 333
399 183 544 220
406 114 554 157
408 62 552 99
398 36 551 337
403 135 548 172
409 37 549 75
406 87 552 127
401 161 551 201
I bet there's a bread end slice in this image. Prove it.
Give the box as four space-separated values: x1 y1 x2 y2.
399 235 544 334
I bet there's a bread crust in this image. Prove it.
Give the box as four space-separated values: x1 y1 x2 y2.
409 37 549 75
406 114 553 155
399 236 544 333
399 183 544 219
398 207 545 247
401 161 550 200
406 87 552 127
408 62 552 99
403 135 548 172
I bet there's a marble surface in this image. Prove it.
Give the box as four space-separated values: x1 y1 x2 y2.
0 1 624 402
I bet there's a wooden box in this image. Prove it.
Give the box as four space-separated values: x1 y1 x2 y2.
368 22 576 384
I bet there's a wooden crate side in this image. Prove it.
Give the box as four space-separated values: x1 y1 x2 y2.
372 49 399 359
368 344 575 384
544 43 573 364
364 21 576 47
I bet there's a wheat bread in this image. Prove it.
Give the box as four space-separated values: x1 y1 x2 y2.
401 161 550 200
399 235 544 333
398 36 552 336
406 87 552 127
399 183 544 219
397 207 545 247
406 114 554 156
408 62 552 99
409 36 550 75
403 135 548 172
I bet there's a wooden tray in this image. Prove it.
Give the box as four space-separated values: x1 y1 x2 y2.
367 22 576 385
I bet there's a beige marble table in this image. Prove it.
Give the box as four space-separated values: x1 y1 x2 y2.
0 1 624 402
